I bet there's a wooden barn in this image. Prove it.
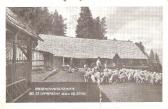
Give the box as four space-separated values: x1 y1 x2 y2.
35 34 149 69
32 50 53 71
6 8 41 102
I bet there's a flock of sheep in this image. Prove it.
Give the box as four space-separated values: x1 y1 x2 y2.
78 67 162 85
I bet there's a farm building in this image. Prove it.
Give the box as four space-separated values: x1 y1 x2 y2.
6 8 41 102
32 50 53 71
35 34 149 69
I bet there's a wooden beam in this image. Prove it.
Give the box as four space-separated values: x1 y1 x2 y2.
12 30 19 83
12 31 19 63
12 88 31 102
7 79 26 88
17 43 28 58
27 37 32 87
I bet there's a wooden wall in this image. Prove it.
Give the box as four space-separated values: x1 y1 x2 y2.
32 50 44 71
6 24 34 102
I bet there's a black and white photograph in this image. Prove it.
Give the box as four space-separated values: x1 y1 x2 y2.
6 6 162 102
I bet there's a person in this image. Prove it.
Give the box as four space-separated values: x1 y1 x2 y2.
96 57 102 72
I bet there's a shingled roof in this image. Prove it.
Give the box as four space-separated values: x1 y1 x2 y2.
36 34 148 59
6 8 42 40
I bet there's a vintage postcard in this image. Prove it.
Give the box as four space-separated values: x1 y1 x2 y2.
0 0 167 109
6 6 162 102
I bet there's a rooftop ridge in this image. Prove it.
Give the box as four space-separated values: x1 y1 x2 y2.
37 34 148 59
39 34 133 43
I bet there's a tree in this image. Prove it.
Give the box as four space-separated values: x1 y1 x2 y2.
92 17 101 39
148 50 162 72
50 10 66 35
154 53 162 72
34 7 51 34
100 17 107 39
76 7 107 39
76 7 94 39
149 49 155 60
92 17 107 39
9 7 46 34
9 7 66 36
135 42 148 57
135 42 145 53
155 53 160 64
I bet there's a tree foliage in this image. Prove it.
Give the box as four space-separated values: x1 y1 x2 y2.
155 53 160 64
148 50 162 72
76 7 94 38
135 42 148 57
76 7 107 39
9 7 66 35
50 10 67 35
149 49 155 60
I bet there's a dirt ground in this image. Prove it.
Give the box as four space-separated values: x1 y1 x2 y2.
100 83 162 102
26 70 162 102
32 70 84 82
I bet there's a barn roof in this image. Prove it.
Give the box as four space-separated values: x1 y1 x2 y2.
36 34 148 59
6 8 42 41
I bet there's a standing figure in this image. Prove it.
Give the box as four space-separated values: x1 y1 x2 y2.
96 57 102 72
95 57 103 85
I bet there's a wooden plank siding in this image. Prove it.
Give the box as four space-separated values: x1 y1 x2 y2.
32 50 44 71
6 8 40 102
6 31 32 102
32 50 54 71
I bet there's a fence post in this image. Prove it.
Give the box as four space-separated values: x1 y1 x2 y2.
27 37 32 87
12 30 19 83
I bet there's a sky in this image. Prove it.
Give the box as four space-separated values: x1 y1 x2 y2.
48 7 162 61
